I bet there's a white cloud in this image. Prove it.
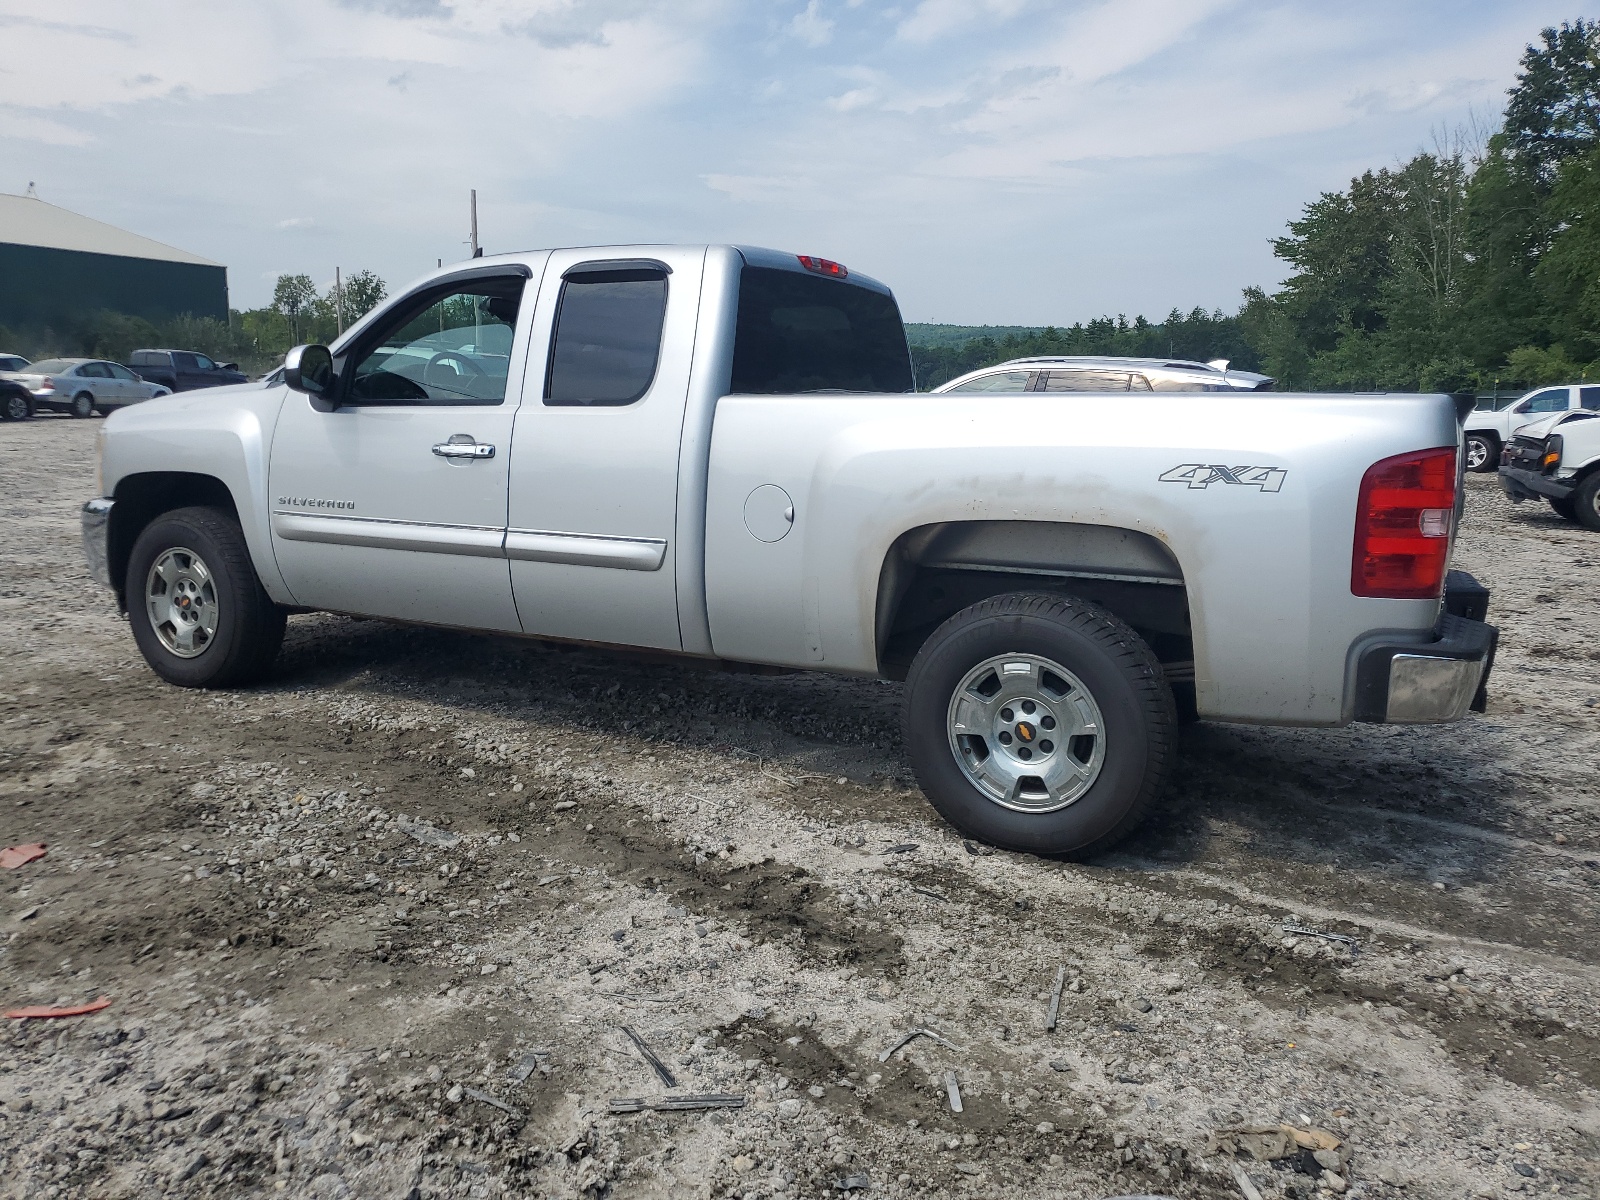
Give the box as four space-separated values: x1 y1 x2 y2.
896 0 1031 44
277 217 316 229
787 0 833 48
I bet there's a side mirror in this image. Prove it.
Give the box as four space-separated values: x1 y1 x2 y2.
284 344 334 399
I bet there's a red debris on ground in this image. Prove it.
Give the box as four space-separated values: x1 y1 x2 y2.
0 843 46 869
5 997 112 1020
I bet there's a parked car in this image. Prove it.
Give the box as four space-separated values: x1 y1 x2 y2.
126 349 247 393
1499 408 1600 529
3 358 171 417
0 377 33 420
1463 383 1600 471
932 356 1274 394
82 244 1494 858
0 352 30 373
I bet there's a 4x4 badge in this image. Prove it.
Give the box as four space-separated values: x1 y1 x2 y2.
1159 464 1287 492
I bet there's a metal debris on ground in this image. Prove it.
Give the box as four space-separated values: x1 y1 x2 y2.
0 843 47 870
1227 1162 1265 1200
1281 925 1360 956
944 1070 963 1113
962 840 995 857
5 996 112 1020
909 886 947 902
460 1086 522 1119
1209 1123 1343 1163
403 822 461 849
608 1093 745 1114
506 1050 551 1084
1046 965 1068 1031
886 843 919 853
838 1172 871 1191
621 1025 678 1088
877 1026 961 1062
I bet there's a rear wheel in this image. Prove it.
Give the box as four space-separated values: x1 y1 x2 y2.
903 592 1174 858
1574 472 1600 533
0 391 30 421
1465 432 1499 472
126 506 286 687
70 392 95 419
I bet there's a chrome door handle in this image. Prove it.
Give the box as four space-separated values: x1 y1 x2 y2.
432 441 495 459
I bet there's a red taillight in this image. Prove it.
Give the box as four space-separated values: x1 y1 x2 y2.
797 255 848 279
1351 447 1457 599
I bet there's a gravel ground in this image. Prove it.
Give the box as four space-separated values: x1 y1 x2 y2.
1 415 1597 1200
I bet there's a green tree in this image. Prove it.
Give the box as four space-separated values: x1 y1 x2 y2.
272 273 317 343
343 270 387 321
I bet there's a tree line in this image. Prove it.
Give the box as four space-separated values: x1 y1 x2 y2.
913 17 1600 395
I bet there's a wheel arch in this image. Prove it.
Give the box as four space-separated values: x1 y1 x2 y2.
108 473 241 609
874 520 1192 683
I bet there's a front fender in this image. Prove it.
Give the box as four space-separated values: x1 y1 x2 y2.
99 386 292 604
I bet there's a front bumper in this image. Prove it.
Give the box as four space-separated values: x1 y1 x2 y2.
81 498 114 589
1352 570 1497 724
1499 465 1574 503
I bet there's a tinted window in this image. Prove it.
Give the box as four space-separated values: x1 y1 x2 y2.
0 356 26 370
1581 386 1600 411
545 268 668 406
947 370 1031 393
1524 388 1569 413
350 276 523 406
79 362 111 378
194 354 217 371
173 352 200 370
108 363 137 381
131 351 158 366
730 266 912 394
1043 370 1131 391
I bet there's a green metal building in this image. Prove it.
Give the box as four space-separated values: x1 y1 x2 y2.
0 192 228 329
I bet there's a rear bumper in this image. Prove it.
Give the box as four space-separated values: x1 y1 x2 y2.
1352 570 1497 724
1499 465 1574 502
81 498 114 589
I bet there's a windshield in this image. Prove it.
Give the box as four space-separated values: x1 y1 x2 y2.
730 266 912 394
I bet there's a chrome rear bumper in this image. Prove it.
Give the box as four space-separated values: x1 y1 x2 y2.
1352 570 1497 724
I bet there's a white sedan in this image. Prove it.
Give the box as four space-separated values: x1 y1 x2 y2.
0 358 171 417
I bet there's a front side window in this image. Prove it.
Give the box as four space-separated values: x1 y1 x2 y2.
1522 388 1569 413
730 266 912 394
1042 370 1132 391
108 364 138 381
194 354 217 371
545 266 668 406
348 276 523 406
947 370 1032 393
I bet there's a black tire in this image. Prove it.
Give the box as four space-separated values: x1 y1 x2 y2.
1465 432 1499 472
126 506 286 688
1548 495 1578 521
70 392 95 419
0 391 30 421
903 591 1175 858
1574 472 1600 533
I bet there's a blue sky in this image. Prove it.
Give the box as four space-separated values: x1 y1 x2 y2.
0 1 1578 322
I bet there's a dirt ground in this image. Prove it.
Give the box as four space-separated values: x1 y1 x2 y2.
1 415 1597 1200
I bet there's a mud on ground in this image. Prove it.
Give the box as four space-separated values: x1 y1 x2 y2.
1 416 1597 1200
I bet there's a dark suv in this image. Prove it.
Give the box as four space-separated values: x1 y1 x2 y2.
126 349 247 393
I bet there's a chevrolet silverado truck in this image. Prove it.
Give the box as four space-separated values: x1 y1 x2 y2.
80 245 1497 857
1500 407 1600 530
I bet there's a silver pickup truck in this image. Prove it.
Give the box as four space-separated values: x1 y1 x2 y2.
81 244 1496 856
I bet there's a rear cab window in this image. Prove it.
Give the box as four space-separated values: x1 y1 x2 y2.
730 260 912 394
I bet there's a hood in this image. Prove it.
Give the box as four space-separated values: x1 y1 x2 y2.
1515 411 1568 439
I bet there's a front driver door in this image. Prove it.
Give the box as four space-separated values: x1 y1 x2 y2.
268 265 542 632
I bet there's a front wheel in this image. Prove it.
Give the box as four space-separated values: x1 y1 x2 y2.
1548 495 1578 521
126 506 286 687
1465 433 1499 472
903 592 1175 858
70 392 95 419
1574 472 1600 533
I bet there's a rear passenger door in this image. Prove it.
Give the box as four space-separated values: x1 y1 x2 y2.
105 363 142 404
504 247 705 650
